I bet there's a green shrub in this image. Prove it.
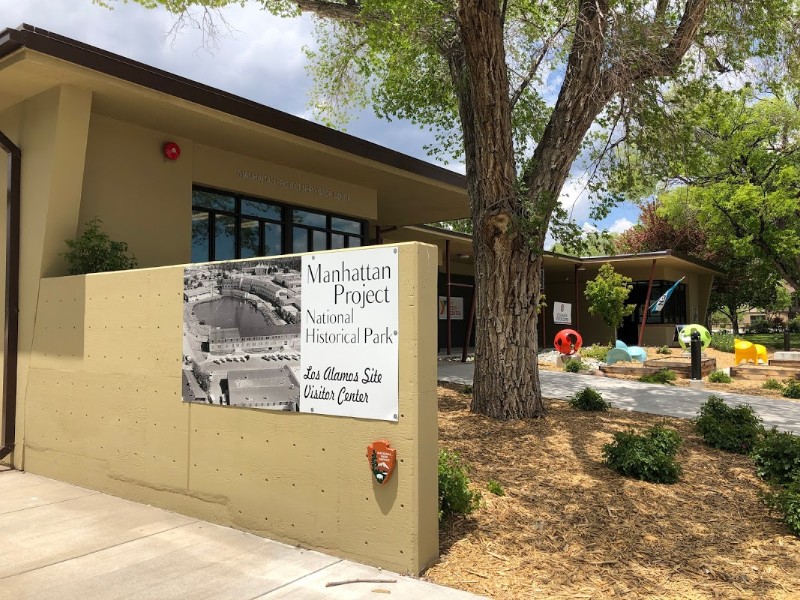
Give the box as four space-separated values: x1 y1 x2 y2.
763 379 785 391
62 217 138 275
763 482 800 536
581 344 611 361
462 385 473 395
748 320 773 334
438 449 480 521
789 316 800 334
752 428 800 486
602 424 683 484
568 386 610 411
657 345 672 355
708 370 732 383
486 479 505 496
694 396 763 454
638 369 677 385
710 332 735 353
783 381 800 399
564 358 587 373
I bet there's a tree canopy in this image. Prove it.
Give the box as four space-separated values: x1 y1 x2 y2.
111 0 800 419
610 88 800 291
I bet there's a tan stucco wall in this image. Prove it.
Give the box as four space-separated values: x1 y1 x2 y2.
21 242 438 574
79 114 193 269
194 144 378 222
77 118 381 270
3 85 94 467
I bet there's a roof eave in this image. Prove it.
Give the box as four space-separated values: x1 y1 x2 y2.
0 23 467 191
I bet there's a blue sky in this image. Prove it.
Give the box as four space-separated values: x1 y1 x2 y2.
2 0 639 238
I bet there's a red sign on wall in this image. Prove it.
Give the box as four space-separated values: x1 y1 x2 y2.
367 440 397 485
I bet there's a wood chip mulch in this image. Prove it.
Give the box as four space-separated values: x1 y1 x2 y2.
424 386 800 599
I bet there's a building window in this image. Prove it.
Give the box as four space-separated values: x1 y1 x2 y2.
191 186 367 262
629 280 687 325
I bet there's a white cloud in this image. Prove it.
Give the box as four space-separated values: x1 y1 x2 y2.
607 217 634 234
558 172 592 223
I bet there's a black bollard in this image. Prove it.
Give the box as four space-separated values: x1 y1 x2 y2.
785 329 791 352
690 330 702 380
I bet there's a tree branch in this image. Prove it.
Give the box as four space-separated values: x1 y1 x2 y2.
601 0 710 95
509 17 570 110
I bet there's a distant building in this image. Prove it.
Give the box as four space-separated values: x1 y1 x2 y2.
227 367 300 410
183 286 212 303
208 324 300 353
182 370 208 403
221 276 292 306
274 271 301 291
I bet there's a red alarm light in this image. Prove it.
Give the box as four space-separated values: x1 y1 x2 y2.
163 142 181 161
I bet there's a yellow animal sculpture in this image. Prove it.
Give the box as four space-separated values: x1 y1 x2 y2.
734 339 768 365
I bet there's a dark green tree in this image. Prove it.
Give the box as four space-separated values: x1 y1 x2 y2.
616 200 781 333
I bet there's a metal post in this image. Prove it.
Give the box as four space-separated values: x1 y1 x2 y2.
638 259 657 347
785 328 791 352
461 292 476 363
574 264 580 333
690 331 702 380
445 240 452 356
0 130 21 462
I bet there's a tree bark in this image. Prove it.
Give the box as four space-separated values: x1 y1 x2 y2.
454 2 545 419
727 305 740 335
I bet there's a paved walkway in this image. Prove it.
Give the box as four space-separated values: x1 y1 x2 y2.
438 361 800 434
0 470 482 600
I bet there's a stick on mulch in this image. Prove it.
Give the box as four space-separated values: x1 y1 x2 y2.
325 578 397 587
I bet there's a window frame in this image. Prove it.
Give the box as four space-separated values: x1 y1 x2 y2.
191 185 367 262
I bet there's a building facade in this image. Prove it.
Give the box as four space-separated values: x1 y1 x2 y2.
0 24 717 470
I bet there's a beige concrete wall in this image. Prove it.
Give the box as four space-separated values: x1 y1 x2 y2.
21 242 438 574
79 115 193 269
7 85 93 468
194 144 378 222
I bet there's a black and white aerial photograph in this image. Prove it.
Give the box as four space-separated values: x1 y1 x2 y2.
182 256 302 411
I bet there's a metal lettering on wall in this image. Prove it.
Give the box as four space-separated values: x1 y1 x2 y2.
181 247 399 421
236 169 351 202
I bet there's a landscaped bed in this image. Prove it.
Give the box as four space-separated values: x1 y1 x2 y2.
425 385 800 599
540 346 800 401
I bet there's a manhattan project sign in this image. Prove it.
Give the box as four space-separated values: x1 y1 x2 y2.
301 247 399 421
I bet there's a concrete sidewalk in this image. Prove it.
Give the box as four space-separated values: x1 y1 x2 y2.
0 470 482 600
438 361 800 434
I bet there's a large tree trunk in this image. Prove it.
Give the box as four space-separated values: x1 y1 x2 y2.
453 2 545 419
727 305 740 335
453 0 611 419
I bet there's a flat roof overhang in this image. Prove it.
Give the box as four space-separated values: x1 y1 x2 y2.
578 250 721 275
0 24 469 226
391 228 720 277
